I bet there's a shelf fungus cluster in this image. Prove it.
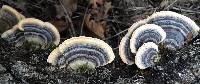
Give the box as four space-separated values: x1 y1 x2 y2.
146 11 200 50
47 36 115 70
135 42 160 69
1 18 60 50
0 5 25 34
119 23 166 69
119 11 200 69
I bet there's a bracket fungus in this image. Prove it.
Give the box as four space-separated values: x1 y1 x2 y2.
130 24 166 54
119 20 147 65
146 11 200 50
1 18 60 50
0 5 25 34
135 42 160 69
119 11 200 69
47 36 115 70
119 23 166 65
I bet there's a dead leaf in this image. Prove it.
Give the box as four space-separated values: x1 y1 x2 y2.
85 14 106 38
95 0 104 5
185 32 193 44
90 0 104 8
84 1 112 39
49 20 67 33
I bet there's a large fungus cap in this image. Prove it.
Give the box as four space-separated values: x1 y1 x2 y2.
47 36 115 70
146 11 200 50
1 18 60 50
135 42 160 69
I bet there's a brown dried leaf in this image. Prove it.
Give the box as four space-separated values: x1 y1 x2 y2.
49 20 67 33
185 32 193 44
85 14 106 39
96 0 104 5
84 1 112 39
90 0 104 8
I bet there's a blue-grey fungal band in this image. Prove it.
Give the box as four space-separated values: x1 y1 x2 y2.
135 42 159 69
146 11 200 49
119 11 200 67
119 20 147 65
47 36 115 70
1 18 60 50
130 24 166 54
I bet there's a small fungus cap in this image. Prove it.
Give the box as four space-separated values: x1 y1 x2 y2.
119 20 147 65
135 42 159 69
130 24 166 54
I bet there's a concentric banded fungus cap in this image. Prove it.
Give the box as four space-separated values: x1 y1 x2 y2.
130 24 166 54
47 36 115 70
119 20 147 65
135 42 160 69
146 11 200 50
0 5 25 34
1 18 60 50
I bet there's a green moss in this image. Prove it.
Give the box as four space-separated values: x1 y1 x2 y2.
74 63 95 74
47 43 57 51
22 40 42 51
158 43 166 50
153 54 161 65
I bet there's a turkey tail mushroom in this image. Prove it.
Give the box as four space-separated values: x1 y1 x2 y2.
1 18 60 50
0 5 25 34
47 36 115 70
119 20 147 65
119 23 166 65
119 11 199 69
146 11 200 50
135 42 160 69
130 24 166 54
